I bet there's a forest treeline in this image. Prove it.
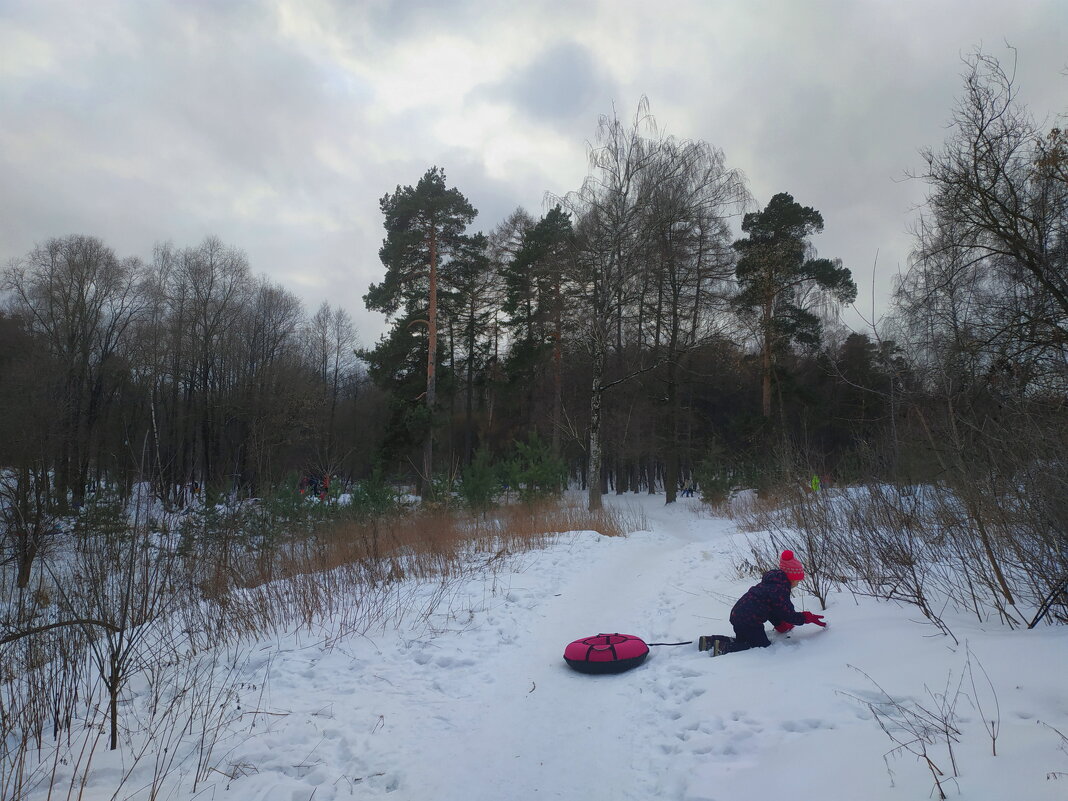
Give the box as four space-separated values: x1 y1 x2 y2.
1 51 1064 525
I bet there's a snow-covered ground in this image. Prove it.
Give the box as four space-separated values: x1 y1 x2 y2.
41 492 1068 800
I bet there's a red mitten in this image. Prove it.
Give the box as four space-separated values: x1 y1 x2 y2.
773 621 795 633
802 611 827 627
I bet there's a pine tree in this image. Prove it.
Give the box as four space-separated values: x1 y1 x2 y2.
363 167 477 495
500 205 574 455
732 193 856 419
444 232 493 464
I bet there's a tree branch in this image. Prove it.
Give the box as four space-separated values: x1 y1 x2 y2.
1 618 122 645
598 357 666 392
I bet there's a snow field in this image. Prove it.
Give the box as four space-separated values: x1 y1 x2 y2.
38 492 1068 801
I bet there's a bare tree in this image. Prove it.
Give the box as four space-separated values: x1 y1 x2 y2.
3 235 146 507
642 137 748 501
913 48 1068 354
559 99 665 511
237 279 306 491
176 237 253 490
306 301 358 470
890 48 1068 618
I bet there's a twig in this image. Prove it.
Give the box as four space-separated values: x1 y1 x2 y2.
0 619 122 645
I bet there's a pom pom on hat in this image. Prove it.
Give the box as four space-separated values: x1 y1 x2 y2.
779 550 805 582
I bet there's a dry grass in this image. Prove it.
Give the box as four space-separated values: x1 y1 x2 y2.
243 496 641 589
179 495 649 646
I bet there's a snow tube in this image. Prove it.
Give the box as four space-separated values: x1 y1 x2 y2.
563 633 649 674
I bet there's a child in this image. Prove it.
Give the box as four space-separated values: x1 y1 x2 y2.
699 550 826 655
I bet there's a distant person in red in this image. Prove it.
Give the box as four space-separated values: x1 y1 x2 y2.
300 473 322 498
699 550 826 654
319 473 330 501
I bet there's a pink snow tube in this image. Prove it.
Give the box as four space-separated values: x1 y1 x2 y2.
563 633 649 674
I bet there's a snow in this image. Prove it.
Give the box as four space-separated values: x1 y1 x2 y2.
25 492 1068 800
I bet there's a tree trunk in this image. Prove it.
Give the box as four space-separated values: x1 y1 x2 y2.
464 303 475 464
15 542 37 589
551 304 562 458
762 279 774 419
423 227 438 496
587 350 604 512
109 660 121 750
761 327 773 419
664 358 679 504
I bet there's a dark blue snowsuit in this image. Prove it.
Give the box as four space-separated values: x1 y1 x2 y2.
728 568 807 651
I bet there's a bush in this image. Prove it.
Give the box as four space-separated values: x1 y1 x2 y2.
504 432 565 504
460 448 498 512
74 491 128 541
348 467 399 519
694 456 734 504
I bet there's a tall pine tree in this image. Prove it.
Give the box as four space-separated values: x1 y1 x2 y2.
500 205 574 455
364 167 476 495
732 193 856 419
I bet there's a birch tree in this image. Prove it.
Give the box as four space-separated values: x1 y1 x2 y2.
560 99 663 511
643 138 747 501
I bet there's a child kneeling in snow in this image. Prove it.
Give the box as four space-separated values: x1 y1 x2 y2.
699 550 826 655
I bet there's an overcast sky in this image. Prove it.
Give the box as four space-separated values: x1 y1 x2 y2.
2 0 1065 343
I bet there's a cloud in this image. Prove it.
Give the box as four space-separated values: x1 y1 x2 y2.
480 39 618 124
1 0 1065 344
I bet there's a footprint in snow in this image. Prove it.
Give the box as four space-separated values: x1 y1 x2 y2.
781 718 832 733
434 655 476 668
678 686 706 702
698 718 727 733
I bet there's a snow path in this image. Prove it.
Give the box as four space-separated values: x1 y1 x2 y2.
226 496 738 800
411 502 714 800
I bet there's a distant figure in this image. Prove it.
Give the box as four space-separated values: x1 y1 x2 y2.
300 473 320 498
681 480 696 498
810 474 821 493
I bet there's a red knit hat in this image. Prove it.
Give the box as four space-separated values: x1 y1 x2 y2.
779 550 805 582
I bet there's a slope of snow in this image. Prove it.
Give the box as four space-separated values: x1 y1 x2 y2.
45 492 1068 800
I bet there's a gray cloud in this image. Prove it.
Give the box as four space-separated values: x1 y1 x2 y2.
479 39 618 124
1 0 1065 343
363 0 482 39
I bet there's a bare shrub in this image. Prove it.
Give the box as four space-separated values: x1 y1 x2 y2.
49 522 186 752
843 665 963 800
734 483 846 610
842 648 1002 800
732 465 1067 639
1042 722 1068 781
836 483 960 640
